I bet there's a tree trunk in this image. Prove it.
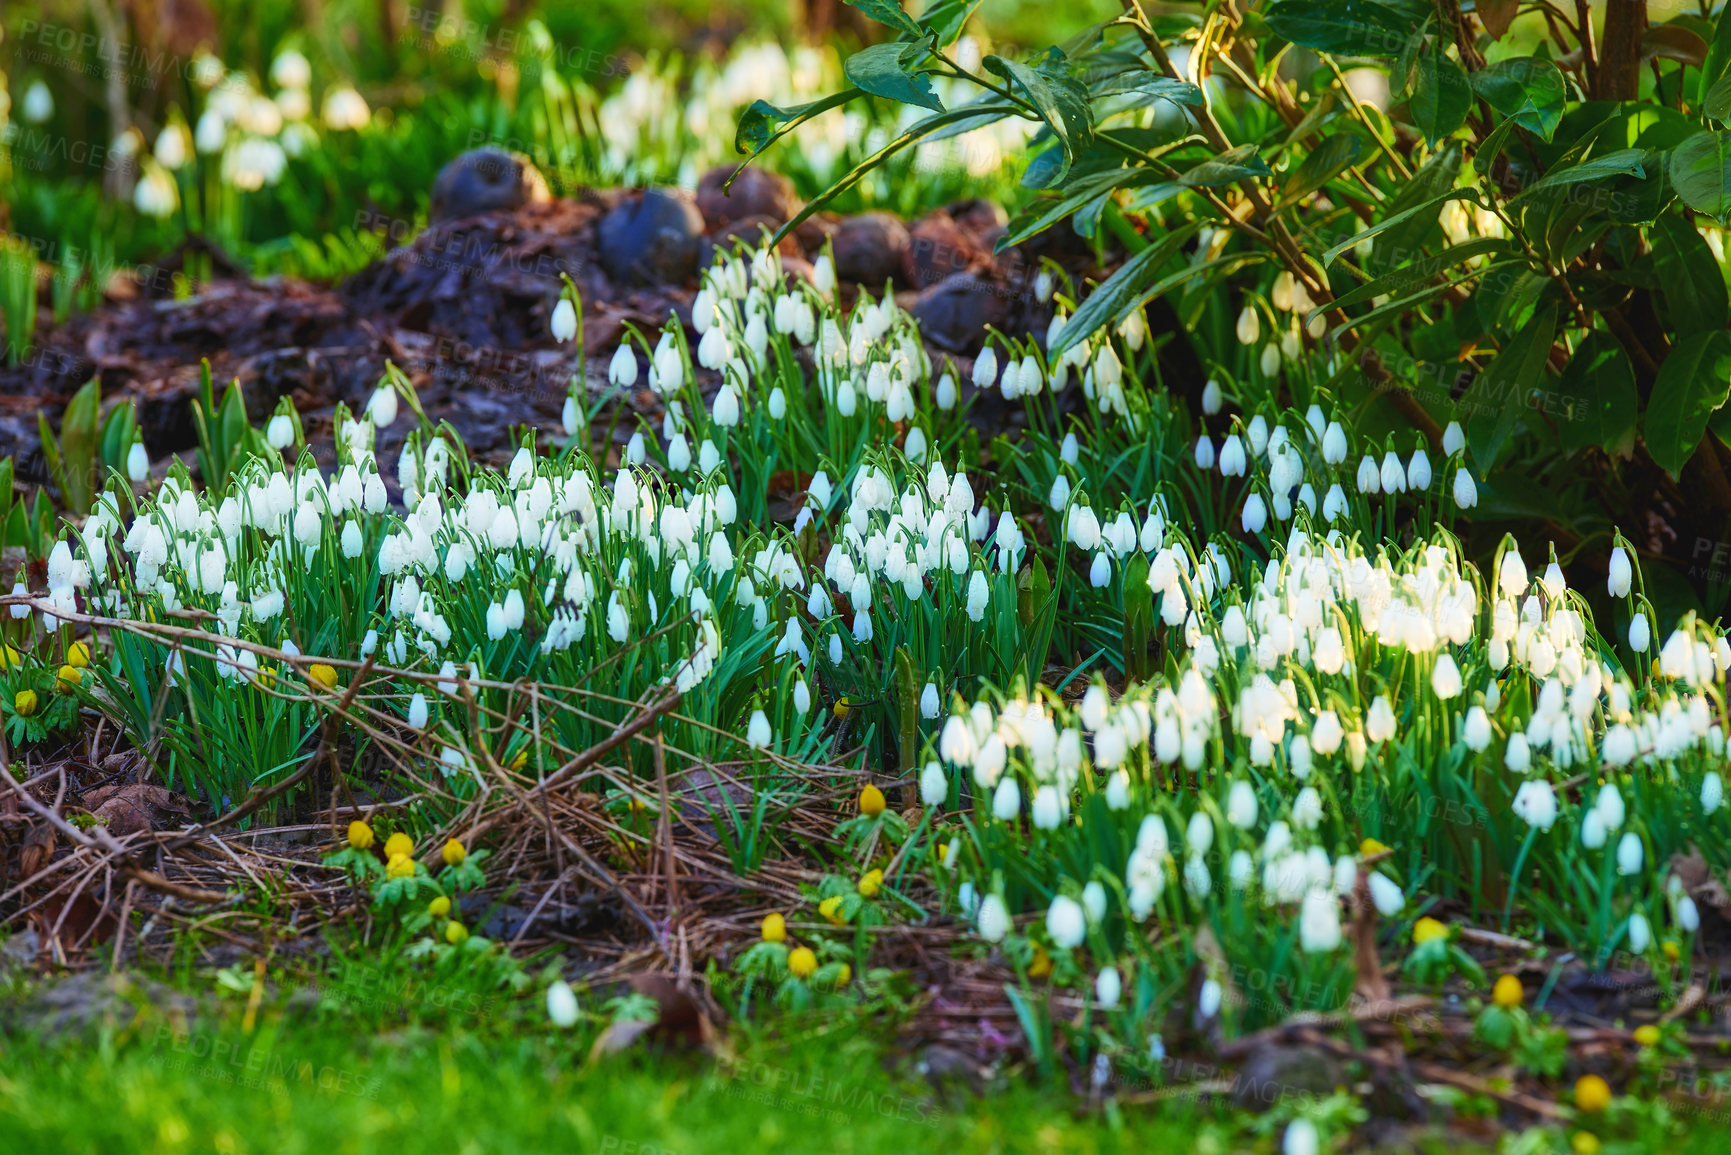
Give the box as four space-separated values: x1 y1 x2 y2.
1595 0 1648 101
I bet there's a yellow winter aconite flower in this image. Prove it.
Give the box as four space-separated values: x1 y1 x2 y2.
445 921 469 945
818 895 847 926
386 854 415 880
14 690 38 717
1359 837 1390 856
1028 944 1052 978
833 964 851 986
1412 917 1448 945
0 645 20 669
858 784 886 818
760 913 786 943
1574 1074 1612 1114
1633 1024 1660 1047
857 869 884 898
429 896 451 918
66 641 91 669
1571 1133 1600 1155
509 750 528 772
1492 974 1524 1009
308 664 339 690
55 665 81 692
346 821 374 850
441 838 466 867
787 947 817 979
1662 941 1680 961
384 832 413 860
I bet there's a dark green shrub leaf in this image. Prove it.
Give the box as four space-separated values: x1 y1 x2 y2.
1646 330 1731 476
844 43 944 113
1670 130 1731 219
1470 57 1566 140
1264 0 1413 57
1556 332 1639 456
1652 211 1729 335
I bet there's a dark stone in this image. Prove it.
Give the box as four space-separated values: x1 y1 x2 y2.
909 273 1012 353
429 148 551 223
905 212 992 289
598 188 706 287
831 211 911 289
696 165 798 227
944 198 1009 237
1230 1044 1345 1111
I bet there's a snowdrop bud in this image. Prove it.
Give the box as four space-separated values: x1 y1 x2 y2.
547 981 579 1028
1442 421 1465 456
1186 811 1214 855
935 372 958 410
407 692 429 730
1499 551 1528 597
1703 771 1724 813
1678 895 1701 931
1300 890 1342 952
1628 911 1651 953
1031 786 1063 829
973 346 998 389
1226 780 1258 829
1407 448 1431 491
1202 378 1223 414
1581 809 1607 849
1095 966 1121 1009
966 570 989 621
126 440 149 482
550 298 578 342
992 776 1021 820
1463 706 1492 751
1321 421 1348 465
976 893 1009 941
746 709 772 750
1617 831 1643 875
1105 770 1130 810
813 254 836 297
1236 305 1260 345
1368 872 1404 916
1241 494 1267 534
1505 732 1531 772
1431 653 1462 699
1194 436 1216 470
267 414 295 450
1199 978 1223 1019
1048 895 1087 949
920 681 940 719
1453 467 1478 508
367 385 398 428
1630 611 1650 652
921 761 948 807
1284 1119 1319 1155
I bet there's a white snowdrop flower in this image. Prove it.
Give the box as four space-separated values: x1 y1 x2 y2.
1310 710 1344 756
1453 467 1478 508
1368 871 1404 916
1198 978 1223 1018
1678 895 1701 932
1431 653 1462 699
1499 550 1528 597
746 708 772 750
1201 378 1223 414
1260 343 1282 376
1608 547 1633 598
367 385 399 428
935 372 958 410
1617 831 1644 875
1283 1119 1319 1155
919 681 940 719
1630 611 1651 652
1048 473 1072 513
1379 450 1406 493
1322 483 1348 521
267 414 295 449
1581 808 1608 849
1463 706 1492 751
1060 431 1079 466
1228 849 1254 890
1186 810 1214 855
126 440 149 482
440 745 467 777
920 761 948 807
1034 270 1054 302
1219 434 1247 477
976 893 1010 941
1089 552 1112 587
1442 420 1466 456
1292 787 1323 830
1241 493 1267 534
22 80 54 124
712 383 741 427
1703 771 1725 813
550 299 578 342
1504 732 1531 772
793 679 812 714
966 570 989 621
1627 911 1651 953
973 346 999 389
1300 889 1342 952
812 253 836 297
1184 855 1212 899
609 343 638 387
1366 696 1396 743
547 981 580 1028
1512 780 1557 830
1289 734 1313 780
1355 455 1381 495
338 520 363 558
1596 784 1625 831
1226 780 1258 829
1321 420 1348 464
1105 770 1130 810
1236 305 1260 345
1194 435 1216 470
408 692 429 730
1407 448 1432 491
1095 966 1122 1009
992 776 1021 821
1031 786 1063 830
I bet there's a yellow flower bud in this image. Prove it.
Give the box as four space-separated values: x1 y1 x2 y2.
760 913 786 943
509 750 528 772
1412 916 1448 945
787 946 817 979
55 665 81 692
384 832 413 860
1633 1024 1660 1047
1574 1073 1612 1114
441 838 466 867
14 690 38 717
386 854 415 880
834 963 851 986
0 645 19 669
1028 944 1052 978
1571 1132 1601 1155
1359 837 1390 856
859 784 885 818
346 821 375 850
308 663 339 690
66 641 91 669
818 895 847 926
429 896 451 918
857 869 884 898
445 920 469 945
1492 974 1523 1009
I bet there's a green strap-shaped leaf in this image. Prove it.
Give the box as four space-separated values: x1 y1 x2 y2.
1646 330 1731 477
1090 71 1205 106
1048 221 1202 360
844 43 944 113
1510 148 1648 205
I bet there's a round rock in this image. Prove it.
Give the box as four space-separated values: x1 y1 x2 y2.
429 148 551 223
598 188 706 286
831 212 911 289
697 165 798 227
